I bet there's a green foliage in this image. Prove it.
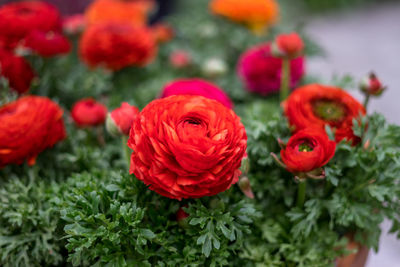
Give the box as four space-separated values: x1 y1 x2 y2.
0 169 65 267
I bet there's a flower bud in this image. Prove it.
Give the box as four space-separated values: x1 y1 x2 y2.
106 102 139 136
63 14 86 34
360 72 386 96
169 50 191 69
71 98 107 127
201 57 227 78
240 156 250 174
271 32 304 59
176 205 189 228
238 176 254 199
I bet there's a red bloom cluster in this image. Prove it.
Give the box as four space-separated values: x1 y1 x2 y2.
0 1 61 50
71 98 107 127
281 128 336 174
107 102 139 136
0 96 66 168
284 84 366 144
128 95 247 200
79 22 157 71
238 43 304 95
0 49 35 94
23 30 71 57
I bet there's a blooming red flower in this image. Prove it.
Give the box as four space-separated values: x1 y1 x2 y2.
169 50 191 68
283 84 366 144
106 102 139 136
272 32 304 59
238 43 304 95
23 30 71 57
128 95 247 200
0 1 61 50
280 128 336 173
79 22 157 71
71 98 107 127
63 14 86 34
0 49 35 94
161 79 233 109
0 96 66 168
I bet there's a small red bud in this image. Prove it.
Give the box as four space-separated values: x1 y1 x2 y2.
360 72 386 96
271 32 304 59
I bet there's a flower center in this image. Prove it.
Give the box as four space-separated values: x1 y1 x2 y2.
312 99 347 124
298 141 314 152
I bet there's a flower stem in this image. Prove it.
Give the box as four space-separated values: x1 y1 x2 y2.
363 94 370 111
280 58 291 102
121 135 131 169
296 180 306 208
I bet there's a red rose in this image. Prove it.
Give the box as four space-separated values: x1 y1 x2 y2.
0 49 35 94
106 102 139 136
280 128 336 174
127 95 247 200
23 30 71 57
0 1 61 50
71 98 107 127
238 43 305 95
161 79 233 109
284 84 366 144
0 96 66 167
271 32 304 59
79 22 157 71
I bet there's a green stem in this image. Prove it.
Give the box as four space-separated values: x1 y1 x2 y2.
280 58 291 102
363 94 370 111
121 135 131 169
296 181 307 208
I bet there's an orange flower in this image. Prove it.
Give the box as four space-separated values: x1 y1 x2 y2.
79 22 157 71
209 0 279 34
85 0 155 27
151 23 175 43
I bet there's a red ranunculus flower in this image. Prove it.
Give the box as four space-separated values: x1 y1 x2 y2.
0 1 61 50
271 32 304 59
106 102 139 136
128 95 247 200
71 98 107 127
79 22 157 71
0 96 66 167
283 84 366 144
161 79 233 109
23 30 71 57
238 43 304 95
281 128 336 173
0 48 35 94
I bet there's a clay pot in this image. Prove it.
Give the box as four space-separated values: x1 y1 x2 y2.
336 235 369 267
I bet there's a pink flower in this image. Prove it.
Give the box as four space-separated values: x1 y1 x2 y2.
169 50 191 68
238 43 305 95
63 14 86 34
161 78 233 109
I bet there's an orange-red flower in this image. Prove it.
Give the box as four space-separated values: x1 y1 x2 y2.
106 102 139 136
281 128 336 173
283 84 366 144
272 32 304 59
79 22 157 71
71 98 107 127
85 0 155 27
209 0 279 34
128 95 247 200
0 96 66 168
151 23 175 43
0 49 35 94
0 1 61 49
23 30 71 57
